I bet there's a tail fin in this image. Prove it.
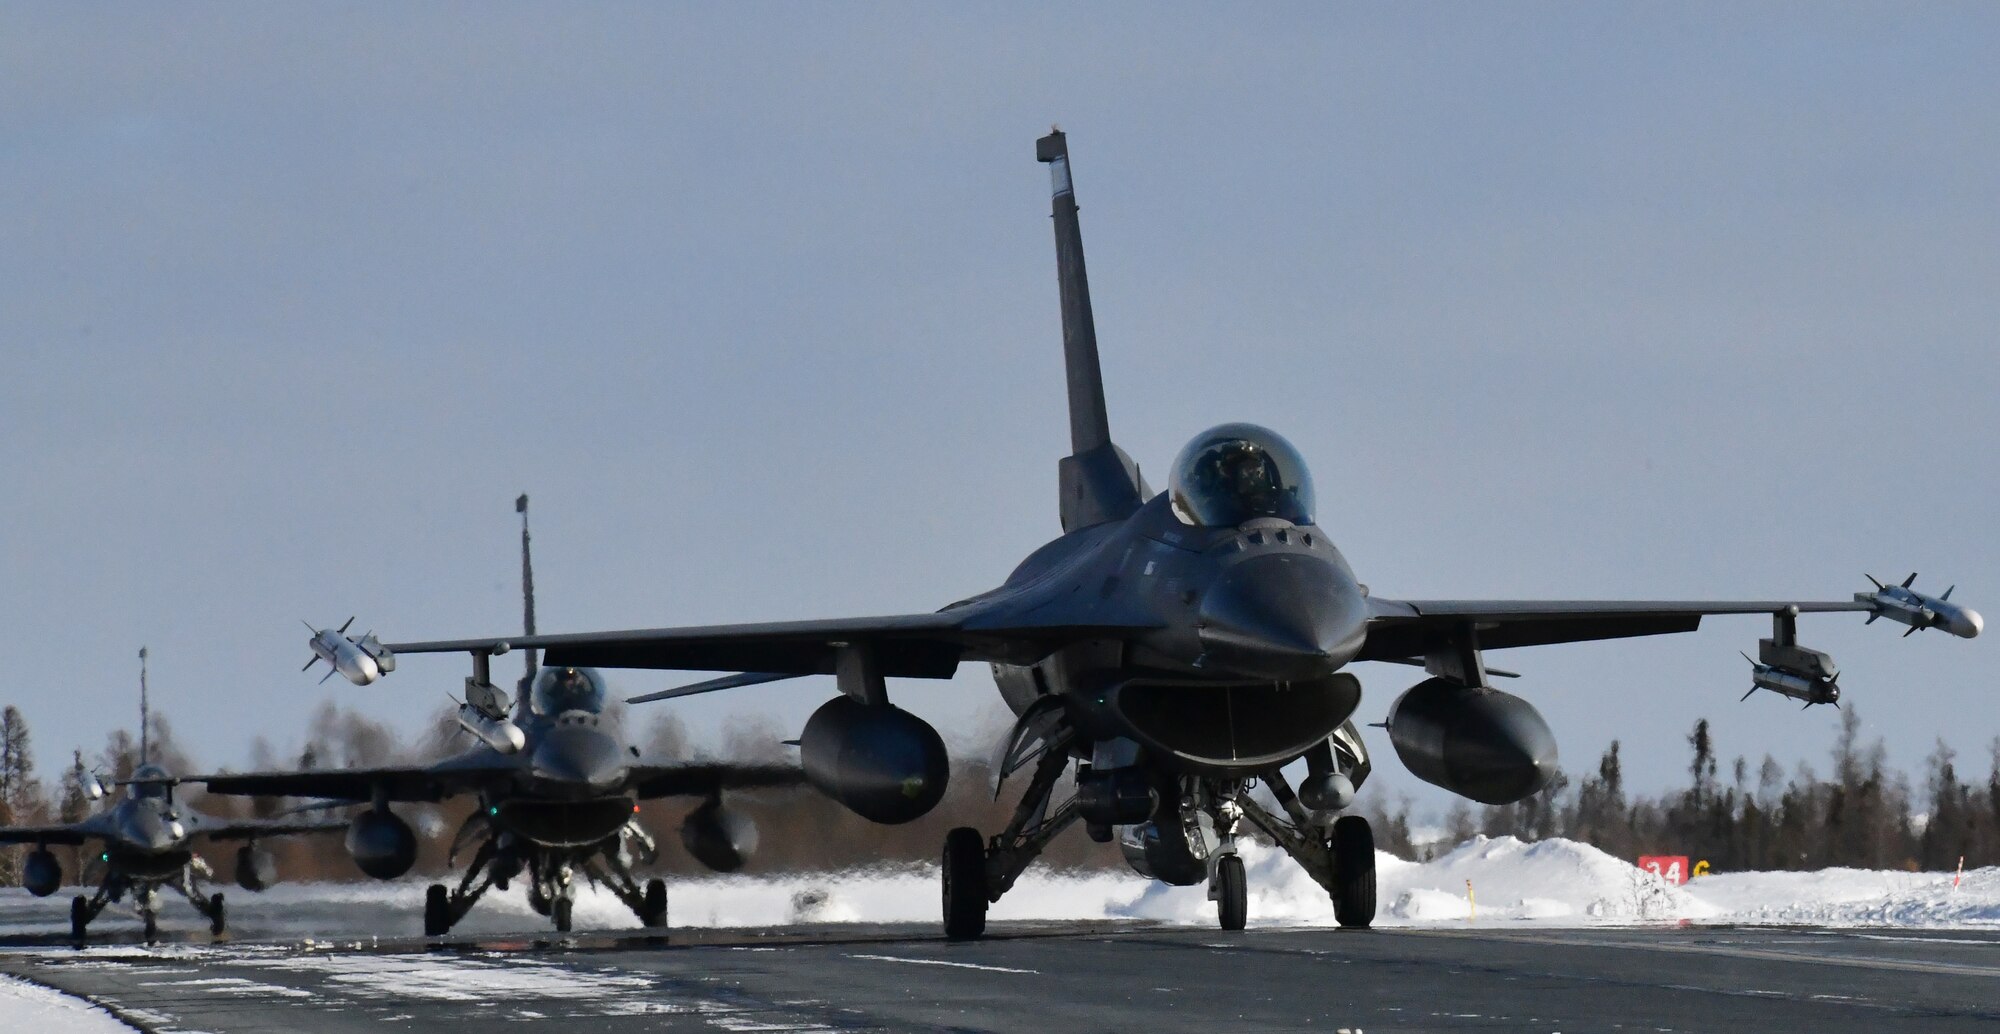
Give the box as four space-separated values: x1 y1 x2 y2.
1037 128 1147 532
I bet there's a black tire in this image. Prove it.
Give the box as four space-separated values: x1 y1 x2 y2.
1215 854 1247 931
142 911 158 943
941 826 988 941
70 896 89 941
1330 814 1376 929
423 883 452 937
209 893 227 936
642 879 668 928
553 896 573 933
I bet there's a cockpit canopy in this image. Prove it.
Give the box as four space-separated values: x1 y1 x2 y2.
1168 423 1316 527
531 666 607 717
129 763 172 799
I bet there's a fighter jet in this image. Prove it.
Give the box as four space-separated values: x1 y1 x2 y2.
197 501 805 936
0 652 343 941
338 130 1981 940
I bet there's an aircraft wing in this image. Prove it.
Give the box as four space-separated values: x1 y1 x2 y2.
628 762 808 800
388 608 1158 679
0 824 88 846
1359 597 1875 660
195 763 501 805
196 815 348 842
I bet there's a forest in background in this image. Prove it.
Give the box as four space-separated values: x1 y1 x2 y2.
1 701 1996 885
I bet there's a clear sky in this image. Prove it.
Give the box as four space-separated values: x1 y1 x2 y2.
3 5 1995 815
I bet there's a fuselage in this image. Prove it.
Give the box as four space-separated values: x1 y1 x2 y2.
978 492 1369 775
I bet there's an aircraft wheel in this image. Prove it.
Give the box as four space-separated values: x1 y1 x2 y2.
552 896 573 933
209 893 227 936
70 896 89 941
527 886 552 916
642 879 668 928
941 827 988 941
423 883 452 937
1215 854 1247 931
1330 815 1376 929
142 911 158 943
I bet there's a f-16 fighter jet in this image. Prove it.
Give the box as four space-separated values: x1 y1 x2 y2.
337 131 1981 940
0 651 343 941
199 501 803 937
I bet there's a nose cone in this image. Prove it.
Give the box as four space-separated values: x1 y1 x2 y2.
1198 553 1368 680
126 808 179 852
532 726 628 792
336 648 381 686
1948 606 1983 639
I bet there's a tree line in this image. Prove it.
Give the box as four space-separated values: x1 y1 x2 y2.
1 701 1994 884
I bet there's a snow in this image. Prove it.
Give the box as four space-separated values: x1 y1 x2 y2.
0 974 134 1033
3 836 1997 940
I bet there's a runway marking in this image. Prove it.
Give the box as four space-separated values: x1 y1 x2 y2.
845 953 1038 974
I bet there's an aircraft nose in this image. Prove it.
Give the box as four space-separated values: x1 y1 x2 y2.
532 728 628 791
1198 553 1367 681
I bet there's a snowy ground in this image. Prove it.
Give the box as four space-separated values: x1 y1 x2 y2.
2 836 1994 943
0 974 133 1033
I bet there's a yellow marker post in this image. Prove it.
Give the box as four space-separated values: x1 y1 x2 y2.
1466 879 1475 922
1692 859 1710 878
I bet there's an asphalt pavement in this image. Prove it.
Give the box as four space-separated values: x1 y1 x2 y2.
4 921 1998 1033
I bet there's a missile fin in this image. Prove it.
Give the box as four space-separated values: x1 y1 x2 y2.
1865 573 1885 590
1902 573 1919 588
1942 585 1955 601
319 667 337 684
301 656 317 672
1865 612 1878 625
338 616 355 633
1903 625 1920 638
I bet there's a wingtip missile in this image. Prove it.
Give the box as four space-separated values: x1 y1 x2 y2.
1855 575 1982 639
306 619 397 686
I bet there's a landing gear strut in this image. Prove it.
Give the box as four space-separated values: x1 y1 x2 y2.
940 746 1079 941
1236 768 1375 929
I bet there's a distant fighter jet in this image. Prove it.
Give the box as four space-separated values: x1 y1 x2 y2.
200 502 806 937
337 130 1981 940
0 654 342 940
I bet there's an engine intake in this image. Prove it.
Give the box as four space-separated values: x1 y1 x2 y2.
1387 678 1558 805
799 696 949 825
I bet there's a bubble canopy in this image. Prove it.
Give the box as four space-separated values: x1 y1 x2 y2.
1168 423 1316 527
531 666 607 716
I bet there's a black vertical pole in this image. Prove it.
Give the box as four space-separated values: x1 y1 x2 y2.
517 494 538 703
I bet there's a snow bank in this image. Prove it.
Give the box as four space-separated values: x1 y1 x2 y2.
6 836 1998 938
0 974 133 1033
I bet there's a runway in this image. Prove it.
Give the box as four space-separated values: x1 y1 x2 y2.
4 922 1998 1033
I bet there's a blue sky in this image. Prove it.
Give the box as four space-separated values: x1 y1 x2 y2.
3 5 1995 812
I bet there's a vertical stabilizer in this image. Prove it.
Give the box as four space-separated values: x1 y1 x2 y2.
1037 129 1147 532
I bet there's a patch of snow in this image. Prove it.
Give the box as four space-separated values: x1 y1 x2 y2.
0 973 136 1033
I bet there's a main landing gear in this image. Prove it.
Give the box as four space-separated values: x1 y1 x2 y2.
426 835 670 937
69 867 228 942
941 752 1377 939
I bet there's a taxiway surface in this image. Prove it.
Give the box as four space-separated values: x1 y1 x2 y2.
3 922 1997 1033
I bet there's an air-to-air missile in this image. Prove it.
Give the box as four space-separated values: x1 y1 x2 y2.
1741 606 1842 708
303 617 397 685
1856 574 1984 639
